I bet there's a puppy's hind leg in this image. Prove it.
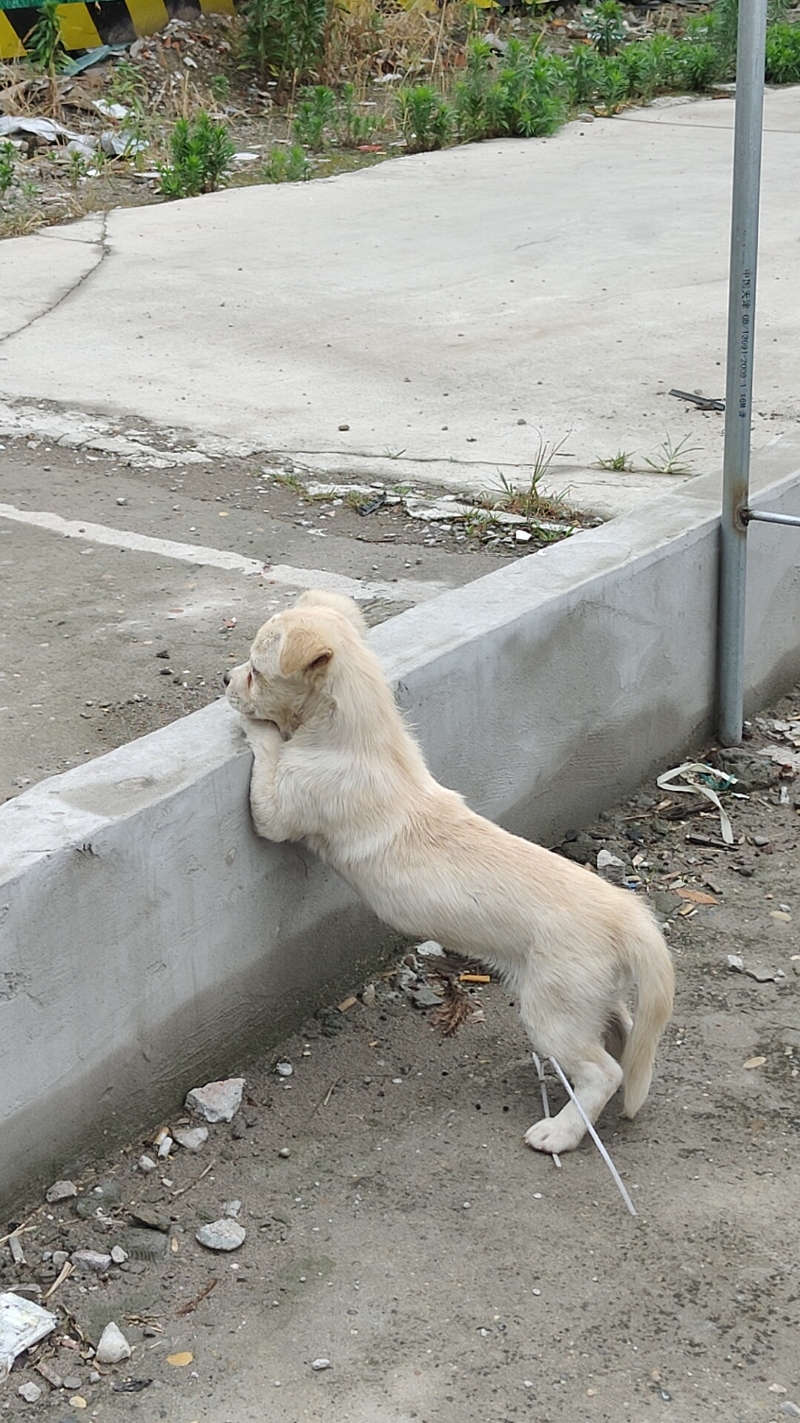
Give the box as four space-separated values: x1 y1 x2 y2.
524 1043 622 1155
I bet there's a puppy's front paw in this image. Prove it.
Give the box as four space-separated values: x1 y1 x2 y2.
524 1112 585 1155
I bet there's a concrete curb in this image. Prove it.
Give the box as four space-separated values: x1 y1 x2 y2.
3 437 800 1210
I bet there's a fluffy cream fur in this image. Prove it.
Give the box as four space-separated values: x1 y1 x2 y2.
226 590 674 1154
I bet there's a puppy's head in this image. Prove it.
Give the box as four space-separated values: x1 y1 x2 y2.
224 592 364 734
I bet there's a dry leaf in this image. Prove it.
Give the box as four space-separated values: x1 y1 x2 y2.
166 1352 194 1367
743 1056 766 1070
676 887 719 906
431 978 475 1037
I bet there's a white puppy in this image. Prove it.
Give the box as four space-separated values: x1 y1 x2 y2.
226 590 674 1154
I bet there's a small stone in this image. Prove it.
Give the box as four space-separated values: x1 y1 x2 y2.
406 983 443 1010
276 1061 293 1077
52 1250 69 1269
62 1374 82 1391
185 1077 245 1123
95 1321 132 1365
515 529 533 543
223 1199 242 1218
18 1383 42 1403
138 1154 157 1173
338 423 350 431
727 954 744 972
361 983 376 1006
45 1179 78 1203
597 849 626 883
71 1249 112 1273
780 1403 800 1417
196 1219 246 1252
416 940 445 957
129 1205 171 1233
173 1126 209 1152
311 1357 333 1370
116 496 127 506
110 1245 128 1265
278 1148 290 1158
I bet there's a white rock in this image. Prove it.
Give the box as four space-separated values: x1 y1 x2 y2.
311 1357 333 1370
110 1246 128 1265
45 1180 78 1203
95 1321 132 1365
416 940 445 957
185 1077 245 1123
196 1219 246 1252
222 1199 242 1218
597 849 625 871
18 1382 42 1402
71 1249 112 1274
276 1061 293 1078
138 1154 157 1173
173 1126 209 1152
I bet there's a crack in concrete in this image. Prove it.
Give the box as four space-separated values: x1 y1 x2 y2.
0 213 110 347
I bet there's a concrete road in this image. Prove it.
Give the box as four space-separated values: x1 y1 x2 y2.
2 87 800 799
2 89 799 506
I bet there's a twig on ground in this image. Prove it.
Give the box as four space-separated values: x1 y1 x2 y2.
171 1160 216 1198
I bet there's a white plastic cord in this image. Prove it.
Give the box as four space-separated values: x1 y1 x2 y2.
531 1053 561 1169
544 1055 638 1217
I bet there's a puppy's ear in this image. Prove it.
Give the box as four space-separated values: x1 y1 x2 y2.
295 590 366 634
279 625 334 677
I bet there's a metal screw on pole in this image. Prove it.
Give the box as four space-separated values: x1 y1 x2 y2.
716 0 768 748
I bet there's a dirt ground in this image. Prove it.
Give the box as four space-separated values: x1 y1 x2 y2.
0 416 596 803
2 692 800 1422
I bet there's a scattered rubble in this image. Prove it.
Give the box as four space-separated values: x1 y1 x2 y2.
195 1219 246 1252
2 683 800 1415
94 1322 132 1365
185 1077 245 1123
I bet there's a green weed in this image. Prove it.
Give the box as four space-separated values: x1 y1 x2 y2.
264 143 312 181
0 141 16 199
596 450 635 472
396 84 453 153
584 0 627 57
644 434 700 476
293 85 337 149
24 0 68 75
765 22 800 84
158 113 235 198
239 0 328 88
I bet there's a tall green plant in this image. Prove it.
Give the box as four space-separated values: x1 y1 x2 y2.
24 0 68 74
583 0 627 57
240 0 328 87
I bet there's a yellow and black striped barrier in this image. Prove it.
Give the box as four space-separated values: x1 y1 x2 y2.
0 0 235 61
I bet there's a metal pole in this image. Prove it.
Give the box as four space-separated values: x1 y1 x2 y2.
716 0 768 747
744 508 800 529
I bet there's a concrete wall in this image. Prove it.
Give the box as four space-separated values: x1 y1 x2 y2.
3 437 800 1211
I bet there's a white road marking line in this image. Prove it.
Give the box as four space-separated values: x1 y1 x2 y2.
0 503 447 604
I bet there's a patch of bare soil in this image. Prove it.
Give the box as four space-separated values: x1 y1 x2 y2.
2 688 799 1421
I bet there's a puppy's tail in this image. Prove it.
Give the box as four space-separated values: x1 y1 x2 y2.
620 907 674 1119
